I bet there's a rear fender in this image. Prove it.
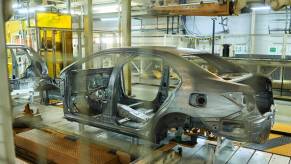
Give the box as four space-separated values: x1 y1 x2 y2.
149 113 189 143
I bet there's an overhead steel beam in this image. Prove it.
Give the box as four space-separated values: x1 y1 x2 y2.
67 0 71 13
151 1 232 16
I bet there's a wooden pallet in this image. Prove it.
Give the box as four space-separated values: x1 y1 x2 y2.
15 129 131 164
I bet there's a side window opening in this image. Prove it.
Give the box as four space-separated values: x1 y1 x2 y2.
68 53 121 116
117 56 182 127
122 56 164 102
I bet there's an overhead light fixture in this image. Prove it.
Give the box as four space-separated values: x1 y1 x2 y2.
100 17 119 21
12 3 20 9
93 4 120 14
131 2 141 6
61 10 82 15
251 6 271 11
60 10 69 14
17 6 46 14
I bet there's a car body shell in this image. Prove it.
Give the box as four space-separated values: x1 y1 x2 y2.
60 47 275 144
6 45 61 103
6 45 48 91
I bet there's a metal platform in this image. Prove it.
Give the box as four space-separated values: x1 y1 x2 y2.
171 140 291 164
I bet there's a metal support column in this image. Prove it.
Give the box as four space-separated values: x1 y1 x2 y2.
99 33 102 51
52 30 57 79
166 16 169 34
171 16 174 34
0 1 16 163
177 16 180 34
77 15 82 60
250 10 256 55
84 0 93 58
280 66 285 96
36 28 41 54
67 0 71 14
61 31 67 67
121 0 131 47
121 0 132 96
282 34 287 60
43 30 48 62
212 18 216 55
80 2 92 163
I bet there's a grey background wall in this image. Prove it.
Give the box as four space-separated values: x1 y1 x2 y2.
73 10 291 56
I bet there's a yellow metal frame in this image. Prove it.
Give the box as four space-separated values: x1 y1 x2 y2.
36 12 72 29
36 12 73 78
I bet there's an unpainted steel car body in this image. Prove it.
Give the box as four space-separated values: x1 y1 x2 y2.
7 45 48 91
6 45 59 102
60 47 275 144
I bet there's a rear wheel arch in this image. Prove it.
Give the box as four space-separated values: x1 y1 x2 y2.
149 112 189 143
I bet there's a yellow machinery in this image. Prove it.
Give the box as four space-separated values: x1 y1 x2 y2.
5 21 27 78
5 13 73 79
36 12 73 78
5 20 26 44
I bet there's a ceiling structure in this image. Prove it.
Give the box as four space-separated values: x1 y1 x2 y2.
11 0 291 19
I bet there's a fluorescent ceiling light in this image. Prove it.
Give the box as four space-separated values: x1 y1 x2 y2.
131 2 141 6
12 3 20 9
60 10 69 14
60 10 82 15
93 4 120 14
100 17 119 21
17 6 46 14
251 6 271 11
